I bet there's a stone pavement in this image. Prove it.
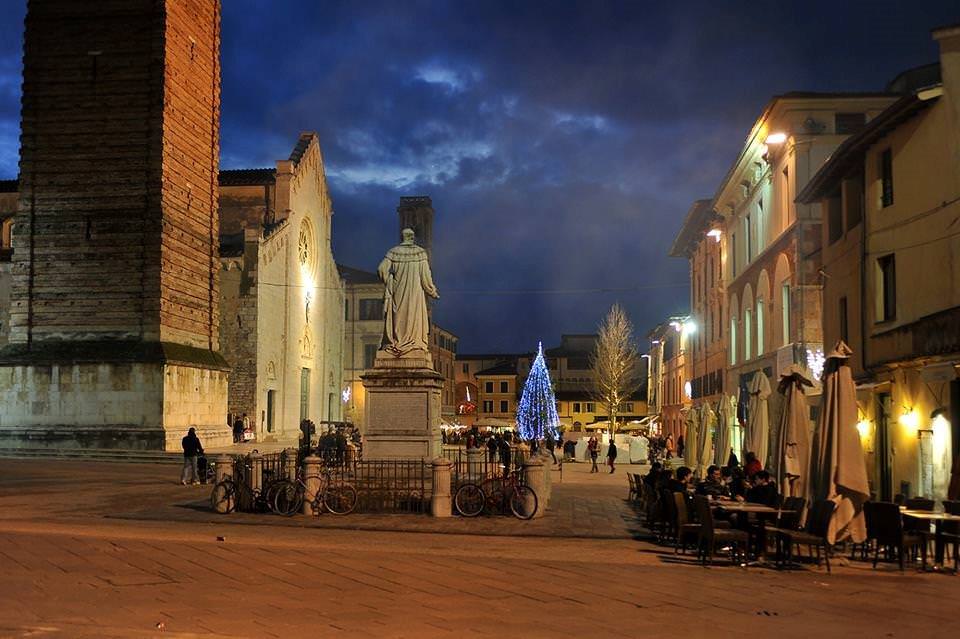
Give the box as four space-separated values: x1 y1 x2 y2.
1 458 959 638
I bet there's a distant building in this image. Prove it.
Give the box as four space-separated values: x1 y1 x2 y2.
797 26 960 500
646 317 693 439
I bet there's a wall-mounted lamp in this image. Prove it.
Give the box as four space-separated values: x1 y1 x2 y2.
898 408 919 431
706 228 722 242
765 132 787 145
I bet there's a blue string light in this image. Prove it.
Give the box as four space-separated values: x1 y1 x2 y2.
516 342 560 442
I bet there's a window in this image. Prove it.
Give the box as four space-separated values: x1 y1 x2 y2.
845 171 864 230
782 166 792 226
499 400 509 413
880 148 894 208
756 298 765 356
731 233 737 277
624 402 634 413
781 283 791 346
744 308 753 361
358 298 383 320
363 344 378 369
835 112 866 135
482 400 494 413
730 316 737 365
756 198 765 254
299 368 311 422
484 381 494 393
839 296 849 343
585 402 595 412
827 190 843 244
462 363 468 374
744 215 752 263
499 381 509 393
266 390 276 432
876 254 896 322
573 402 582 413
344 300 349 321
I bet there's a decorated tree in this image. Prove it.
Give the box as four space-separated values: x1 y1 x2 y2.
516 342 561 442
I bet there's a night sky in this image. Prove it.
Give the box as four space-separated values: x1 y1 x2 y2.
0 1 956 353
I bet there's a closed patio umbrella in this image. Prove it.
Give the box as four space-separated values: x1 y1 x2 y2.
683 408 699 469
698 402 716 477
809 341 870 544
715 394 736 467
773 364 814 499
744 370 772 469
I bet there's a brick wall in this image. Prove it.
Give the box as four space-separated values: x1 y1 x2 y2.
9 0 221 351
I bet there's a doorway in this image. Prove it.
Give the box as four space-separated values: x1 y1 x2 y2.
300 368 311 423
876 392 893 501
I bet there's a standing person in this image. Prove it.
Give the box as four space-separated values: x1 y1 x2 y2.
498 436 512 476
665 433 675 459
607 439 618 474
232 415 243 444
676 434 685 459
241 412 251 440
181 427 203 485
588 435 599 473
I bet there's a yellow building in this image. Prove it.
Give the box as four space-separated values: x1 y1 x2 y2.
797 26 960 500
647 317 693 439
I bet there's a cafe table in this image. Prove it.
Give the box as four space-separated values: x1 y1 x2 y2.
710 501 793 563
901 509 960 570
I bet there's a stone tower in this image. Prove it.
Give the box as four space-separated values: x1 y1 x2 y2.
0 0 230 451
397 196 433 259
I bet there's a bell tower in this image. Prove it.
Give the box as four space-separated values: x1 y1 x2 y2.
397 196 433 259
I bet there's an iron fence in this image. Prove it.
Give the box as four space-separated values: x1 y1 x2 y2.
448 446 529 488
326 458 429 513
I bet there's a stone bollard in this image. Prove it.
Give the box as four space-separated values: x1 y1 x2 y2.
466 446 483 480
244 452 262 512
522 456 546 518
541 452 552 509
211 454 234 514
431 457 453 518
302 455 322 515
283 448 299 482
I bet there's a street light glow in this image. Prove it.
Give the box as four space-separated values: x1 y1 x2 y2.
765 132 787 145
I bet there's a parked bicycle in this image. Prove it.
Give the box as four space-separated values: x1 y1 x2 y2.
209 464 285 514
271 466 358 516
454 470 538 520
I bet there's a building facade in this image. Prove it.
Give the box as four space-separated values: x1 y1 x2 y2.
798 27 960 500
647 317 693 439
218 133 345 443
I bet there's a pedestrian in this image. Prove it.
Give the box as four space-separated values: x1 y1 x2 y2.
588 435 599 473
665 433 675 459
232 414 243 443
607 439 618 474
676 434 685 458
498 436 512 476
181 427 203 485
487 433 499 463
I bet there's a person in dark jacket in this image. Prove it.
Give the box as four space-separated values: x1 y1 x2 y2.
746 471 778 506
667 466 693 493
181 427 204 485
607 439 618 474
487 434 499 463
232 416 243 443
498 436 512 475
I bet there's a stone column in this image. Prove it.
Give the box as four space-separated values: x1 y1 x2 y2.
283 448 298 481
541 453 552 509
213 454 233 484
242 452 262 512
466 446 483 480
522 457 545 519
431 457 452 518
302 455 322 515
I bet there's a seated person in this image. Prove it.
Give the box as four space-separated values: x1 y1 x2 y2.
667 466 694 493
696 465 729 498
725 466 748 500
745 471 778 506
643 461 662 487
744 452 762 479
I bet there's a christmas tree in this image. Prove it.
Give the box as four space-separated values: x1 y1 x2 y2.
516 342 561 442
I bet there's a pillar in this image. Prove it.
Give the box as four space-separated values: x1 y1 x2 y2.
283 448 298 481
466 446 483 480
522 457 546 519
302 455 321 515
431 457 452 518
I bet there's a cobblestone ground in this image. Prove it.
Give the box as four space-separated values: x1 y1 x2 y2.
0 459 958 638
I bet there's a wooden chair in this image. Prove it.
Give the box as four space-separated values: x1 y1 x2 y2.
627 473 638 503
673 492 700 554
775 499 836 572
903 497 935 560
659 488 677 544
693 495 749 566
941 500 960 571
872 501 927 571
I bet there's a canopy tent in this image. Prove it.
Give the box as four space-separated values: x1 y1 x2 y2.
809 341 870 544
773 364 814 499
474 418 515 430
715 394 737 467
697 403 716 477
744 370 772 469
683 408 700 469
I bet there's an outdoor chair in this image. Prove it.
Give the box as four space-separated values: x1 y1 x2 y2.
627 473 638 503
871 501 926 571
774 499 836 572
903 497 935 559
673 492 700 554
693 495 749 566
942 500 960 570
633 474 645 503
659 488 678 544
852 500 878 561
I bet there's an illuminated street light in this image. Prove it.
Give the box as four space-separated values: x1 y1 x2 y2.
706 228 722 242
683 320 697 334
765 132 787 145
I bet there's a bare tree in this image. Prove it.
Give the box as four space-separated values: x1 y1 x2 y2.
591 304 642 439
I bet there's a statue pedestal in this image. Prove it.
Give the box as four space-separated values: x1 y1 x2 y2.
361 364 443 460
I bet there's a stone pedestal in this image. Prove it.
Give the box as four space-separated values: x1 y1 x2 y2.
302 455 321 516
361 363 443 460
522 456 546 519
466 447 483 480
431 457 452 518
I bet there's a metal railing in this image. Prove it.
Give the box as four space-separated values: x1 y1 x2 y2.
327 458 429 513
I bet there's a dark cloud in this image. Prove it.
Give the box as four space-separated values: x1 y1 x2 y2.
0 0 956 352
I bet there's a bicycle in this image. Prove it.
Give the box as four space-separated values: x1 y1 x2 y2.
271 465 358 516
454 469 538 520
209 464 285 514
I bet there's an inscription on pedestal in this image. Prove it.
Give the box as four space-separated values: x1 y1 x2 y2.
370 392 426 432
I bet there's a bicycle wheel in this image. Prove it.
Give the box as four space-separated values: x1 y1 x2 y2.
509 485 538 520
210 479 237 514
263 480 285 513
480 478 503 515
322 482 358 515
272 480 304 517
454 483 485 517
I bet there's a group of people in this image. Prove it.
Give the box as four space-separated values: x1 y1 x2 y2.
640 450 777 505
586 435 619 474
